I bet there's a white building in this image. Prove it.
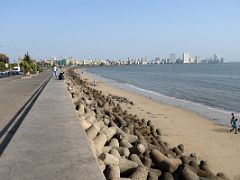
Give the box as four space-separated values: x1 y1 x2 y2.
183 52 190 63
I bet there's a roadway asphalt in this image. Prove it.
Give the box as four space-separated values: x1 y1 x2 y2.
0 71 51 130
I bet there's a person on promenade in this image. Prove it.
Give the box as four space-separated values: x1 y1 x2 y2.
58 71 64 80
52 65 58 79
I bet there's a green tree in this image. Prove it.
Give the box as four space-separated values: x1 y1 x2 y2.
20 52 40 74
9 63 18 69
29 62 37 73
20 61 31 74
0 62 6 71
22 52 32 64
0 54 9 63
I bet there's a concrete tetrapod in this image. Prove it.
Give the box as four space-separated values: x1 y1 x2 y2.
129 143 145 156
129 165 149 180
129 154 143 166
150 149 181 173
160 172 174 180
147 172 159 180
98 159 106 172
149 168 162 178
101 127 117 141
143 156 152 169
119 139 133 148
114 147 130 158
115 126 138 143
99 153 120 166
78 103 85 115
172 146 182 157
106 164 121 180
123 127 131 134
119 157 138 175
81 120 92 130
110 149 121 160
86 121 105 140
102 146 113 153
93 133 108 156
189 160 215 178
199 161 215 178
134 130 148 150
109 138 120 148
181 165 200 180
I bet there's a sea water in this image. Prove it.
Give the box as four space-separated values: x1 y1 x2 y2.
85 63 240 125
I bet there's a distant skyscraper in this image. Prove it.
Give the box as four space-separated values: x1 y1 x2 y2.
183 52 190 63
195 56 201 63
213 54 220 63
169 53 176 64
213 54 219 61
220 57 224 63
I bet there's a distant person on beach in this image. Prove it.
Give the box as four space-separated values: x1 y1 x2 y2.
232 119 238 134
53 65 58 79
230 113 238 134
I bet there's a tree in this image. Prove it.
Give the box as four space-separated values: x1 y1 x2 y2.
29 62 37 73
0 53 9 63
20 52 40 74
22 52 31 64
9 63 18 69
0 62 6 71
20 61 31 74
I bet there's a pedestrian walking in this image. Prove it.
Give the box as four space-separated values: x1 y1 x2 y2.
230 113 238 134
53 65 58 79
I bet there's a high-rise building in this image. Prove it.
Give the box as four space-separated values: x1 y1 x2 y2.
183 52 190 63
195 56 201 63
169 53 176 64
213 54 219 61
220 57 224 63
213 54 220 63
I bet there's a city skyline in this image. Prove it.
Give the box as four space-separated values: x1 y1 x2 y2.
1 0 240 61
44 52 224 67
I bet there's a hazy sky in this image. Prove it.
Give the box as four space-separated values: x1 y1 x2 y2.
1 0 240 61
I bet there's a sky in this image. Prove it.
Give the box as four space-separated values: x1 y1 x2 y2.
1 0 240 61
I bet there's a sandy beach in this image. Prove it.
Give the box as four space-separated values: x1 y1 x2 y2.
79 69 240 180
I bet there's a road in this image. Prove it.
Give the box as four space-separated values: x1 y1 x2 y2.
0 71 51 130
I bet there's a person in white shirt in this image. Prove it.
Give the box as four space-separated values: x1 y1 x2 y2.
53 65 58 79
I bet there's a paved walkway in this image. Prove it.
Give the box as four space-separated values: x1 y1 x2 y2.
0 78 105 180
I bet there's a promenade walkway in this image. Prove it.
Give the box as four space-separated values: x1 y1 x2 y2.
0 78 105 180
